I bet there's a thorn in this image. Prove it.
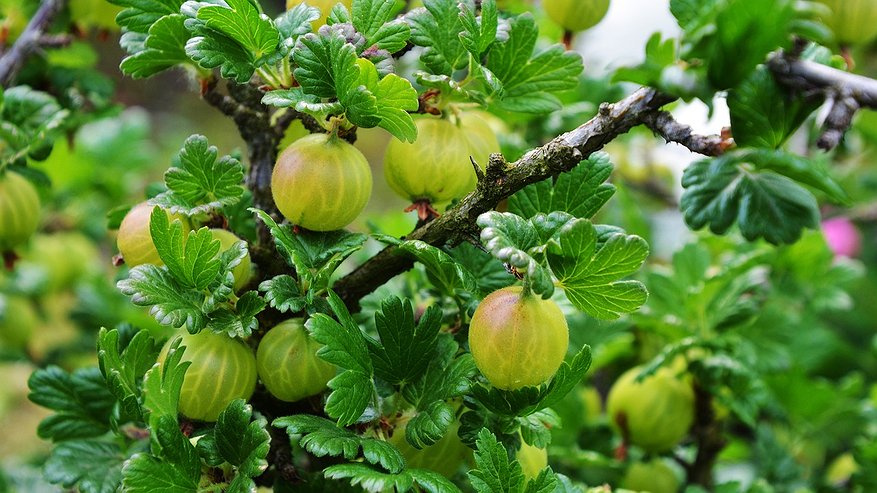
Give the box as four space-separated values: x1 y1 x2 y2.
199 78 209 97
470 156 485 182
112 254 124 267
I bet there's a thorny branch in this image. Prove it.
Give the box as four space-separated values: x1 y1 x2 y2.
332 88 677 311
768 48 877 150
641 110 729 157
0 0 69 87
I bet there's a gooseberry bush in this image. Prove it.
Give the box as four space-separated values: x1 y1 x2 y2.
3 0 877 492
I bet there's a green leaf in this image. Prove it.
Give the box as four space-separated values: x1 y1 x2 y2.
547 220 649 319
394 240 479 297
484 14 583 113
670 0 717 30
408 0 470 75
468 428 526 493
142 338 190 431
352 0 410 52
685 0 795 89
28 367 115 441
517 409 559 449
355 59 418 142
405 400 454 449
288 29 417 140
324 463 462 493
611 32 677 87
120 14 191 78
744 149 848 205
195 0 279 62
477 212 554 298
523 469 559 493
728 65 821 149
460 0 498 58
97 328 160 423
680 151 821 245
205 290 266 338
294 28 359 99
471 345 592 417
117 264 207 332
121 416 200 493
149 209 222 290
259 275 307 313
367 296 442 386
151 134 246 215
324 366 376 427
401 335 477 407
275 3 319 51
508 152 615 219
274 415 405 473
0 86 69 166
185 26 256 83
210 400 270 478
108 0 183 33
252 209 367 291
448 242 515 295
44 440 125 493
306 291 375 425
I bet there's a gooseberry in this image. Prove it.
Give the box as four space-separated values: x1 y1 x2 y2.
272 133 372 231
383 117 477 206
158 330 257 422
542 0 610 33
116 202 188 267
606 365 694 452
0 171 40 252
468 286 569 390
816 0 877 46
517 442 548 482
0 296 38 350
388 418 472 477
621 459 679 493
256 319 335 402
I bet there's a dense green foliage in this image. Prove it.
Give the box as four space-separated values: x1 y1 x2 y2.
2 0 877 492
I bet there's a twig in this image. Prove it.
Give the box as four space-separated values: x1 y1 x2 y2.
640 110 729 157
768 50 877 150
0 0 67 87
688 384 727 489
333 88 677 311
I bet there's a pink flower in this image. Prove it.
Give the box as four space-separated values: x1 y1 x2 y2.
822 217 862 258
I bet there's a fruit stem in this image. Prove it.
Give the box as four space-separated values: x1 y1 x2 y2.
562 30 574 50
520 277 533 298
840 44 855 71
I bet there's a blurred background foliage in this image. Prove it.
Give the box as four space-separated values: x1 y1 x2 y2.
1 0 877 491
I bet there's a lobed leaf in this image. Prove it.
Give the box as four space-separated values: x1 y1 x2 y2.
367 296 442 386
97 328 160 423
547 220 649 319
484 14 583 113
150 134 245 215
